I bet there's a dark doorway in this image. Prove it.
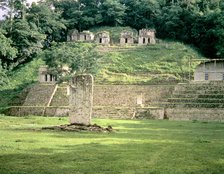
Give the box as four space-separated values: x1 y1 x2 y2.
45 74 48 82
205 73 209 80
50 74 53 82
125 38 128 43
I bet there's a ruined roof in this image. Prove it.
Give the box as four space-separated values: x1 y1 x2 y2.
80 30 94 35
139 29 156 37
95 31 110 38
120 31 133 38
197 59 224 66
67 29 79 35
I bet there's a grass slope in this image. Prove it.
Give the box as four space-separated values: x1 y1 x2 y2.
0 59 44 110
0 116 223 174
97 43 204 84
90 27 205 84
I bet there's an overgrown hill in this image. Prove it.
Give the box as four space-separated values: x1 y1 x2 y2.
0 59 44 110
0 27 206 111
96 42 204 84
90 27 205 84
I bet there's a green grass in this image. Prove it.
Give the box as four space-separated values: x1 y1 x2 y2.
0 116 224 174
89 27 205 84
96 41 204 85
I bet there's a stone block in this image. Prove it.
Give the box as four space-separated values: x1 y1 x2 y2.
69 74 93 125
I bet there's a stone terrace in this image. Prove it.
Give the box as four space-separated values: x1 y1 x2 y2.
166 81 224 121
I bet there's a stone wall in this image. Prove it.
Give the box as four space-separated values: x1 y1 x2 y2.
166 108 224 121
93 106 164 119
8 84 174 119
194 61 224 81
8 82 224 121
93 85 174 107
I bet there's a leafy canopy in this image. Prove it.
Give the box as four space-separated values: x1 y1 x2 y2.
43 42 101 81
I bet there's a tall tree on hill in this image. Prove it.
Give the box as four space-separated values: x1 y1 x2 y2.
0 28 17 85
99 0 126 26
0 0 27 32
121 0 160 29
27 1 66 46
10 19 45 65
0 28 17 68
54 0 100 31
43 42 101 82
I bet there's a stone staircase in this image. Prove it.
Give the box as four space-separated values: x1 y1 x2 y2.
44 86 69 116
50 87 69 107
166 81 224 121
22 83 56 106
10 83 57 116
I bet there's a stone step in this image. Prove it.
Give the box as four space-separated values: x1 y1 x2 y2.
166 102 224 108
172 94 224 99
23 84 56 106
175 83 224 91
166 108 224 121
168 98 224 103
50 87 69 106
173 90 224 95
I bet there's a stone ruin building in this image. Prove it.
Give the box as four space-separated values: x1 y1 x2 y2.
67 30 94 42
95 31 110 45
120 31 134 45
67 29 157 45
79 30 94 42
67 29 79 42
138 29 156 45
39 66 57 83
194 60 224 81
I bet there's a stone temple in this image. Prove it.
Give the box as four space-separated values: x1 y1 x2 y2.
95 31 110 45
120 31 134 45
138 29 156 45
39 66 57 83
79 31 94 42
67 29 79 42
194 60 224 81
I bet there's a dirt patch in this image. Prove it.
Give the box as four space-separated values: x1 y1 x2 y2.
42 123 114 132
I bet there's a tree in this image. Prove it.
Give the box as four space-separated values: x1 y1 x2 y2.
54 0 100 31
0 29 13 85
27 1 66 46
0 28 17 68
99 0 126 26
0 61 8 86
121 0 160 29
0 0 27 32
8 19 45 65
43 42 101 82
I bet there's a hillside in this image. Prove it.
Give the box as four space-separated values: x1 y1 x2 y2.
0 27 206 111
0 59 44 111
89 27 204 84
96 45 203 85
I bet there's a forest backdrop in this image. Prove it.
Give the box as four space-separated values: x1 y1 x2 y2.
0 0 224 85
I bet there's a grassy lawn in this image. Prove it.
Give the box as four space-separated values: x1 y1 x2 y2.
0 116 223 174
